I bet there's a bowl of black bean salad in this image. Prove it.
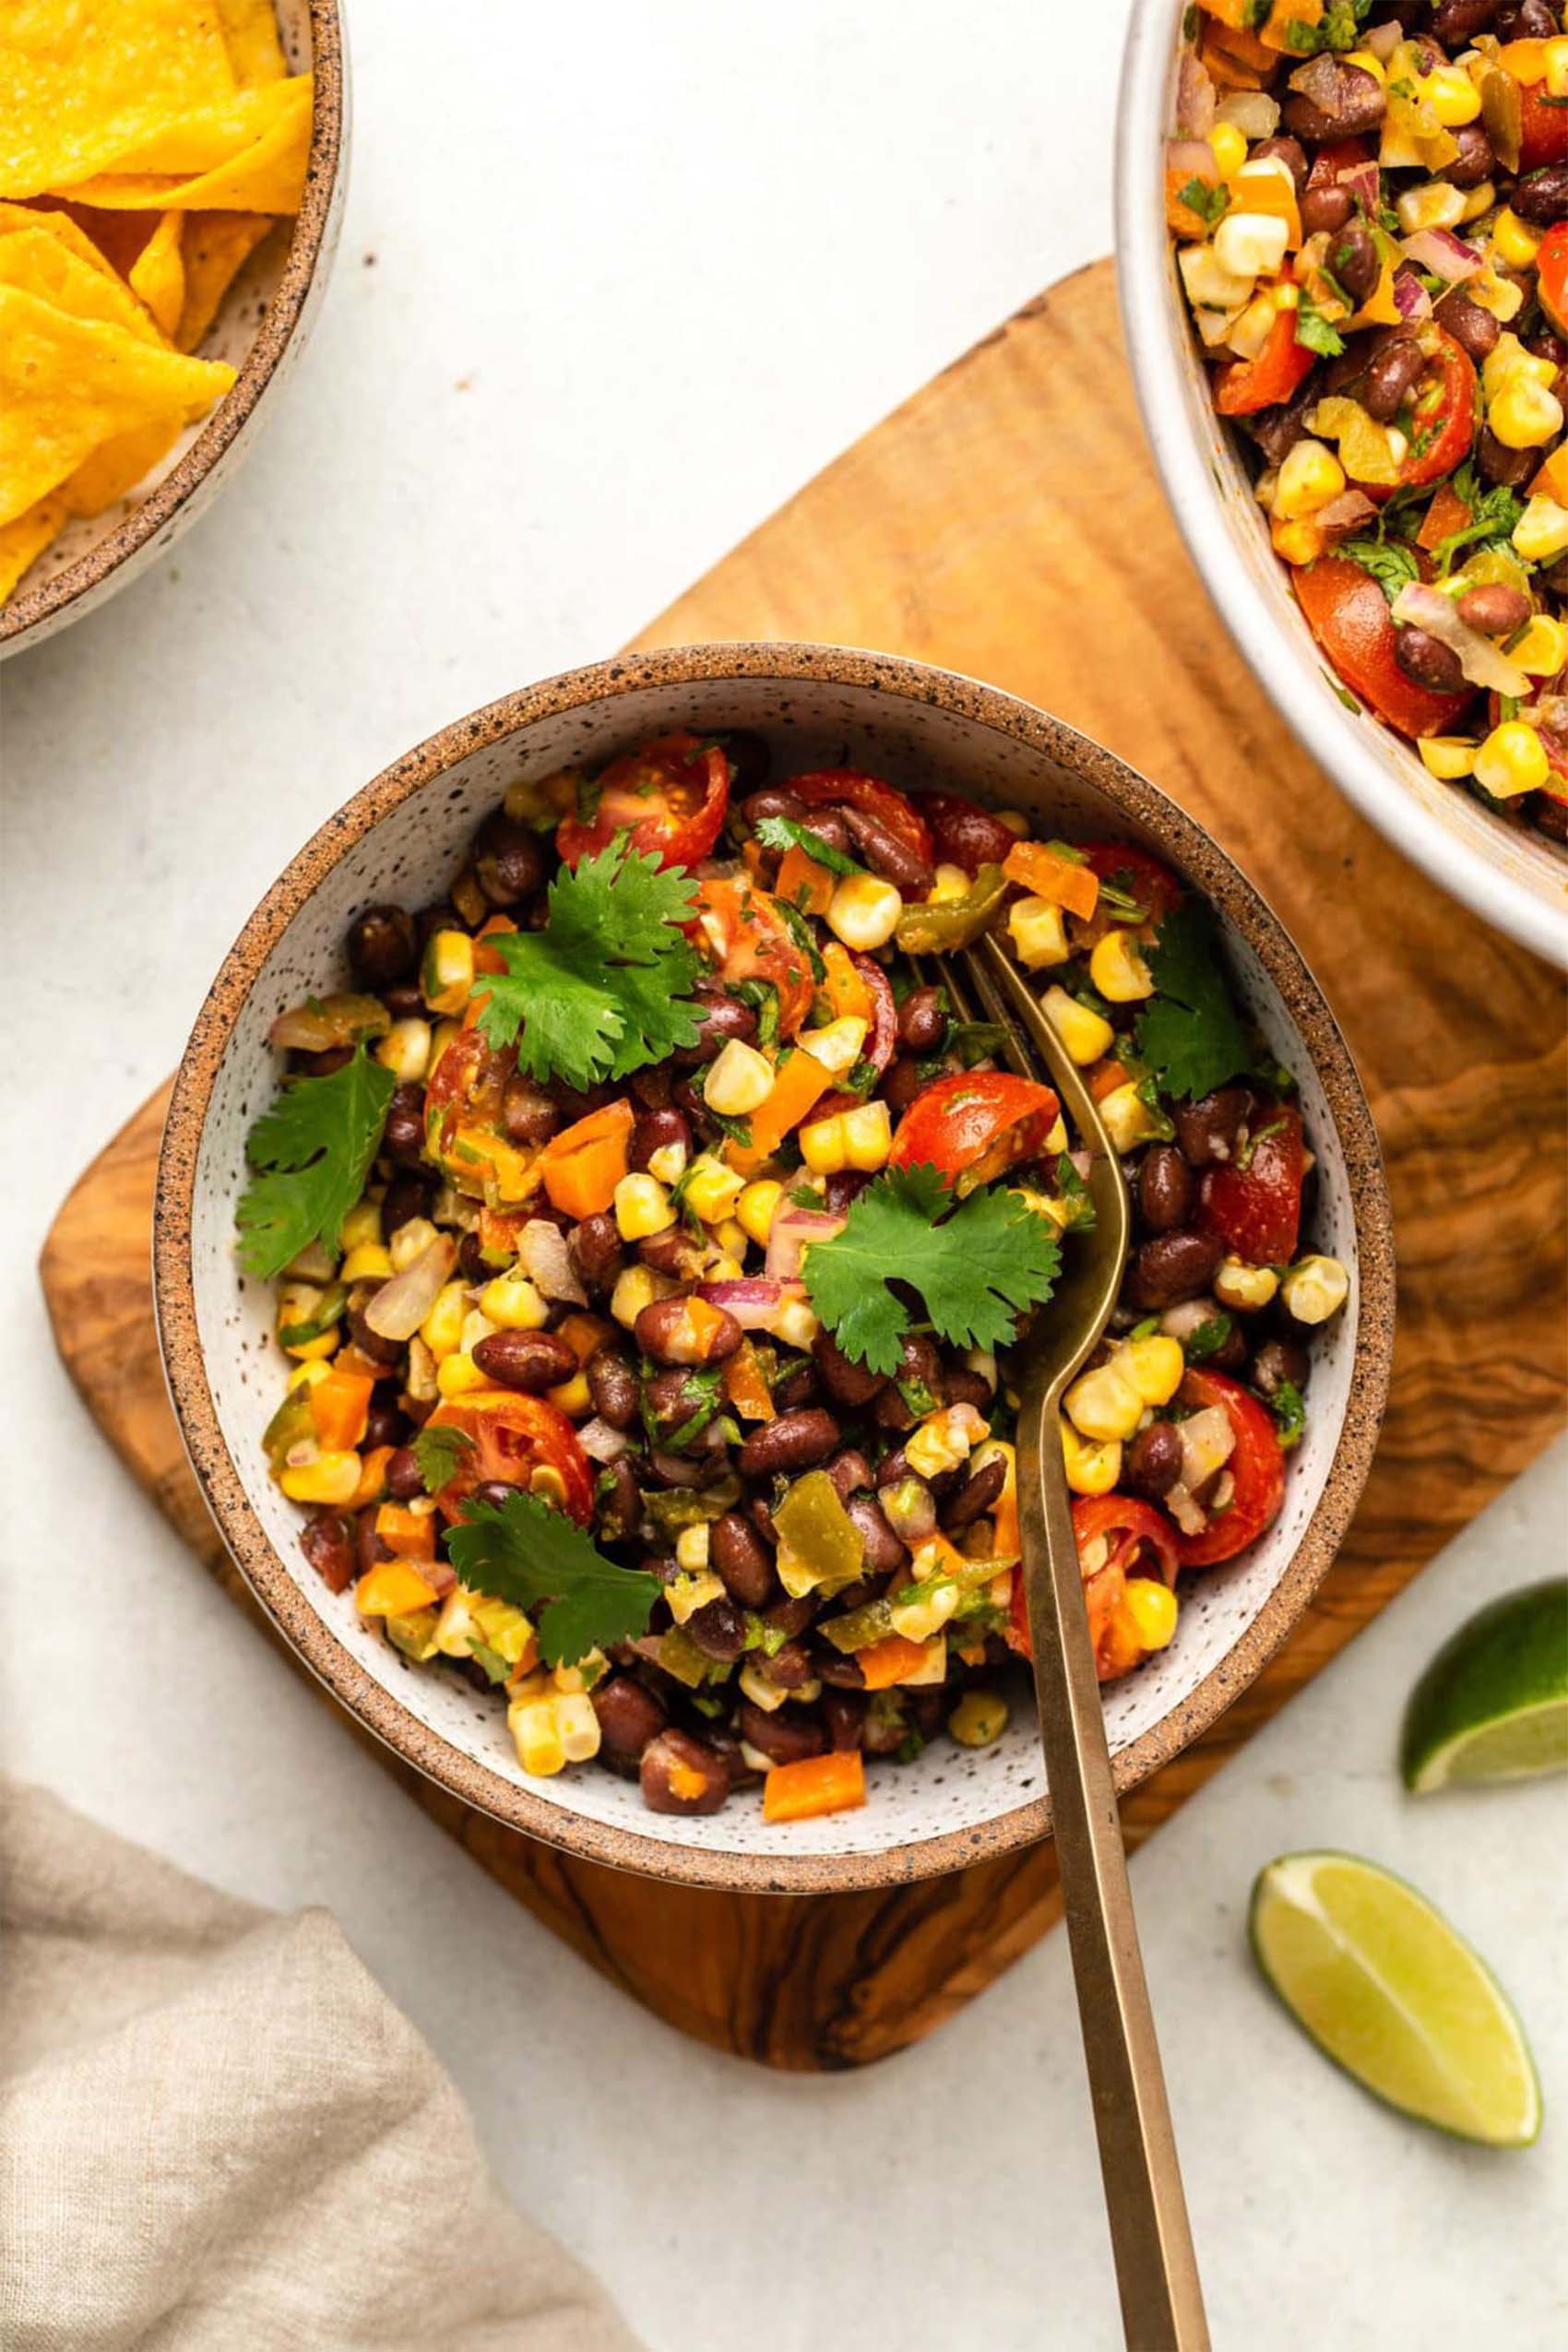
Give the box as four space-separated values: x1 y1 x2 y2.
155 647 1394 1892
1119 0 1568 968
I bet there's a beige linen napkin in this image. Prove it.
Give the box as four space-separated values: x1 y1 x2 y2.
0 1780 644 2352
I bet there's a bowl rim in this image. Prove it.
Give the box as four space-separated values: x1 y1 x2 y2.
0 0 346 653
1114 0 1568 975
154 641 1396 1895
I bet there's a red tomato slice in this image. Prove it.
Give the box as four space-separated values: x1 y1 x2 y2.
1082 843 1184 922
790 769 934 866
919 792 1017 874
1175 1370 1287 1569
1214 303 1316 418
850 951 898 1073
1007 1494 1181 1668
557 733 731 872
1519 77 1568 172
1539 224 1568 340
423 1028 512 1154
890 1070 1059 1192
691 874 816 1037
423 1391 595 1526
1293 555 1477 740
1197 1103 1304 1266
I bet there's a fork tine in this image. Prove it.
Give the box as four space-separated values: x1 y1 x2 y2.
930 950 1036 1081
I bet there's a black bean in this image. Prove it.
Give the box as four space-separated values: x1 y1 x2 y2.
711 1513 778 1608
1515 165 1568 227
1284 58 1385 142
473 812 544 907
637 1226 707 1278
1433 290 1500 363
823 1446 874 1500
841 803 933 891
822 1689 869 1751
845 1492 909 1576
736 1698 826 1766
636 1294 742 1366
471 1330 577 1393
347 904 418 991
1497 0 1557 39
630 1106 690 1173
1250 135 1307 193
822 1170 873 1216
942 1455 1007 1532
1361 335 1425 424
882 1056 928 1116
897 984 945 1053
1431 0 1499 39
940 1367 992 1412
1174 1087 1255 1169
672 987 755 1067
356 1510 392 1577
753 1637 815 1690
1251 1336 1312 1400
381 1083 426 1167
364 1397 408 1451
1442 121 1495 190
385 1446 424 1501
737 1408 842 1477
1395 626 1467 695
300 1510 356 1593
1478 428 1538 489
739 787 808 830
568 1212 624 1297
687 1595 748 1662
642 1367 710 1446
640 1728 729 1813
501 1073 559 1146
1128 1231 1225 1311
1456 583 1533 638
1137 1145 1193 1234
770 1359 821 1414
1300 184 1353 237
593 1672 669 1764
1325 220 1380 307
594 1455 641 1543
379 1170 434 1239
347 1286 404 1368
586 1345 639 1430
1123 1422 1183 1501
813 1329 889 1408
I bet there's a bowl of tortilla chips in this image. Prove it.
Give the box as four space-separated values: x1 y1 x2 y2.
0 0 345 654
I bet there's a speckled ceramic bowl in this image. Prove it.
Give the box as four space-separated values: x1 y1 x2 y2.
0 0 346 659
155 645 1394 1894
1117 0 1568 971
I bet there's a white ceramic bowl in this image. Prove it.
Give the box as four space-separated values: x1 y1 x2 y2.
155 646 1394 1893
0 0 347 658
1116 0 1568 972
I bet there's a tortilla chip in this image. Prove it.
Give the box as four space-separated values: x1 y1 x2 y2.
59 74 311 214
216 0 287 88
0 0 237 201
176 208 271 349
0 283 234 523
0 220 163 343
60 415 184 517
127 209 184 338
0 492 68 599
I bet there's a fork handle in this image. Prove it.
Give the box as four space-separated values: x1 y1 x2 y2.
1016 1389 1210 2352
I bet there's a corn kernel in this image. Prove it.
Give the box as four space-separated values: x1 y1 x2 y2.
1215 1257 1279 1312
420 1279 469 1362
906 1403 986 1479
736 1179 783 1248
738 1663 788 1713
547 1371 592 1418
340 1199 382 1253
1458 179 1495 225
1274 437 1347 521
800 1112 847 1175
1483 334 1558 402
280 1451 362 1505
1123 1579 1180 1652
1272 517 1325 567
404 1335 437 1403
340 1243 394 1282
436 1350 488 1399
1206 121 1247 177
930 861 972 903
704 1038 776 1117
1395 181 1466 235
1514 496 1568 565
841 1099 893 1172
459 1307 498 1356
710 1218 747 1266
1489 376 1564 451
1213 210 1288 279
1121 1334 1184 1408
1227 289 1281 365
666 1567 724 1622
421 929 475 1016
1041 985 1114 1066
609 1263 668 1329
801 1015 869 1075
1511 616 1567 678
1280 1253 1349 1325
1474 719 1550 798
555 1692 601 1764
1491 207 1543 269
1417 736 1479 781
1467 263 1525 323
647 1138 688 1185
509 1696 565 1776
1548 34 1568 99
1099 1082 1167 1155
948 1690 1010 1748
1008 895 1069 969
1088 928 1156 1004
888 1578 960 1644
613 1171 676 1241
475 1273 546 1331
1424 64 1481 125
774 1293 821 1350
1341 47 1384 83
389 1216 439 1270
674 1522 711 1574
826 872 903 951
384 1608 440 1662
897 1636 948 1688
1177 239 1253 314
375 1017 432 1084
1061 1418 1123 1497
286 1358 331 1393
427 1018 461 1078
676 1155 738 1226
1064 1360 1146 1444
1042 1114 1068 1156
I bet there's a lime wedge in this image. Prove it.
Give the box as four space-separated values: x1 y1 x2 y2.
1250 1851 1540 2147
1400 1578 1568 1795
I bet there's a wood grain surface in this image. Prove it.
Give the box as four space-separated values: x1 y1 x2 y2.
40 260 1566 2069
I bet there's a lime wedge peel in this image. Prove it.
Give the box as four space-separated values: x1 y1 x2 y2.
1401 1578 1568 1795
1250 1851 1541 2150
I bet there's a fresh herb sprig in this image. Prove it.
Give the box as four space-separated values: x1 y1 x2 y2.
236 1047 395 1280
446 1490 659 1667
1134 901 1252 1103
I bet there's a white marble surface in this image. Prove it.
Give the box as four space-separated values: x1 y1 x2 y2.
3 2 1565 2344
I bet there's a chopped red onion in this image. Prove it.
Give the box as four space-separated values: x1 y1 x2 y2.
1176 49 1216 138
851 952 899 1073
1392 267 1432 323
1214 90 1279 140
362 1234 457 1343
766 1207 845 1281
1165 137 1218 187
1400 229 1482 285
519 1217 586 1303
695 1277 808 1336
579 1418 630 1465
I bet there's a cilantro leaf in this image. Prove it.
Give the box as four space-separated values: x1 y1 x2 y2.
1337 536 1420 606
1293 302 1344 359
753 814 862 879
802 1163 1061 1375
237 1047 396 1279
474 837 706 1090
445 1490 659 1667
411 1422 475 1493
1134 902 1252 1103
1177 176 1230 230
1269 1376 1306 1451
1432 468 1527 576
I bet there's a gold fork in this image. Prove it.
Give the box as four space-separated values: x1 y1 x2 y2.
932 932 1210 2352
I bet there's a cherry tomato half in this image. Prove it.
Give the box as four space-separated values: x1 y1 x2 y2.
1174 1369 1287 1569
557 732 731 872
919 792 1018 875
1197 1102 1304 1267
1519 76 1568 173
422 1390 596 1527
1364 331 1476 501
1539 224 1568 342
890 1070 1059 1193
1007 1494 1181 1674
691 874 816 1037
1214 303 1316 419
1082 842 1185 927
423 1028 512 1155
790 769 934 867
1293 554 1477 740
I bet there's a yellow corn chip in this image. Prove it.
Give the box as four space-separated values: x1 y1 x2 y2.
60 416 184 517
216 0 287 88
0 283 234 523
0 0 238 201
53 76 310 214
0 493 69 599
176 208 272 349
0 221 162 343
128 209 185 338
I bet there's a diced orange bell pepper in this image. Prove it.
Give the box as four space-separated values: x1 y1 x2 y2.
309 1367 374 1452
333 1343 393 1387
722 1337 776 1422
1200 18 1273 87
356 1561 439 1618
1258 0 1322 53
1086 1057 1130 1103
1532 439 1568 507
1003 840 1100 921
761 1749 867 1823
1417 480 1471 553
729 1049 834 1173
683 1296 735 1362
555 1310 614 1365
375 1502 436 1562
541 1099 634 1218
1231 160 1302 249
820 941 873 1024
776 844 836 918
351 1446 394 1510
857 1633 941 1691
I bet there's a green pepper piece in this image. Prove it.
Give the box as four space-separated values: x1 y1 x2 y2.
820 1596 895 1654
261 1386 316 1466
643 1478 742 1538
277 1279 348 1348
657 1625 715 1689
771 1468 865 1598
894 863 1008 955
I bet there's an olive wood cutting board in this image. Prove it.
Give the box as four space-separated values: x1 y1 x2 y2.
40 258 1567 2069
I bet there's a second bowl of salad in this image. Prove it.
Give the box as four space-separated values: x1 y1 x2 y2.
155 645 1393 1892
